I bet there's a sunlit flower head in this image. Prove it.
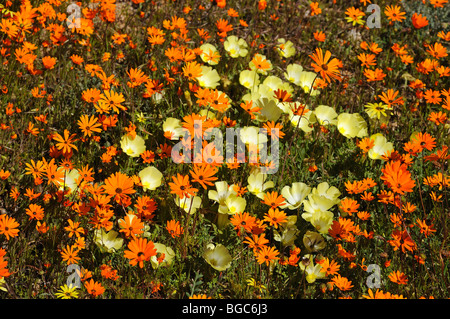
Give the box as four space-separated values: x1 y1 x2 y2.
120 134 146 157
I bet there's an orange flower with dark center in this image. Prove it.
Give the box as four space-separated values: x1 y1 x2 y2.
103 171 136 203
230 212 257 235
26 203 45 221
255 245 279 266
330 274 353 291
380 160 415 195
388 229 416 253
339 198 360 216
384 5 406 23
166 219 184 238
319 258 340 276
84 279 105 297
411 132 436 152
263 208 287 229
309 48 341 83
124 237 157 268
53 129 78 154
182 61 203 80
190 164 218 189
169 174 198 199
262 191 286 208
0 215 20 240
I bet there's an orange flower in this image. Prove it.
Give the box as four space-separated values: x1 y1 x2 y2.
378 89 403 107
124 237 157 268
384 5 406 23
64 219 84 238
380 160 415 195
357 53 376 68
339 198 360 216
364 68 386 82
42 56 57 69
388 271 408 285
310 2 322 16
82 88 102 103
426 42 448 59
411 13 428 29
0 214 20 240
60 244 81 265
103 172 136 203
255 245 279 266
166 219 184 238
309 47 341 83
53 129 78 154
388 229 416 253
230 212 257 235
119 215 144 238
190 164 218 189
263 208 287 229
77 114 102 137
357 137 375 153
84 279 105 297
411 132 436 152
97 90 126 114
26 203 45 221
330 274 353 291
319 258 340 276
423 89 442 104
261 191 286 208
45 162 65 187
169 174 198 199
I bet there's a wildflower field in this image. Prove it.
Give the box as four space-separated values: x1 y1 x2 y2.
0 0 449 301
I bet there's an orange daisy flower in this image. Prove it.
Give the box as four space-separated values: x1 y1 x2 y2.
169 174 198 199
0 215 20 240
255 245 279 266
84 279 105 297
103 172 136 203
263 208 287 229
309 47 341 83
123 237 157 268
261 191 286 208
166 219 184 238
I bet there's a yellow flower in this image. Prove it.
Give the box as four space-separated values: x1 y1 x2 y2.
337 113 368 138
93 229 124 253
138 166 163 191
203 243 232 271
120 134 146 157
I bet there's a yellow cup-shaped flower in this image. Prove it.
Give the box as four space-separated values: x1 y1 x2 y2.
314 105 338 126
225 194 246 215
139 166 163 191
280 182 311 210
337 112 368 138
239 69 259 89
276 38 296 58
120 134 146 157
175 195 202 214
150 243 175 269
203 243 232 271
302 195 336 222
93 229 123 253
224 35 248 58
197 66 221 89
163 117 184 140
284 63 304 86
310 210 334 234
299 71 320 96
254 98 283 122
247 172 274 199
368 133 394 160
